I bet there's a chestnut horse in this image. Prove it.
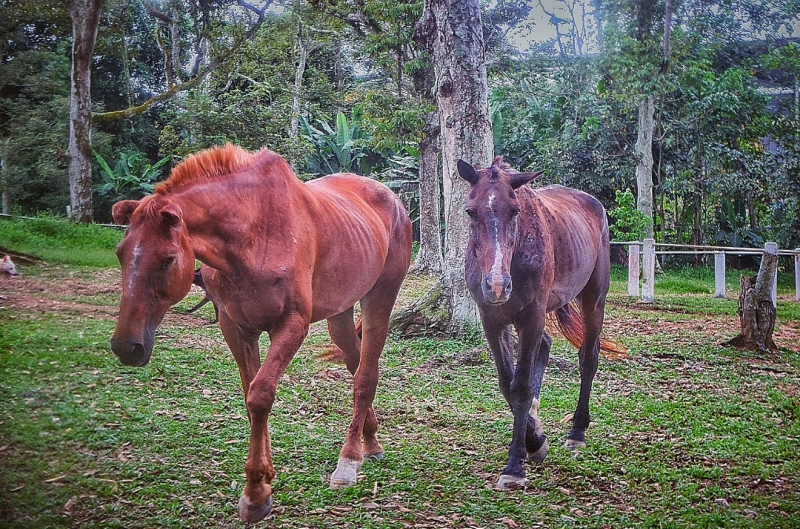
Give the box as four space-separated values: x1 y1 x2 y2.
110 145 412 523
457 157 625 491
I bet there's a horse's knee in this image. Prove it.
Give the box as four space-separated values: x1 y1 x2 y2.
246 382 276 416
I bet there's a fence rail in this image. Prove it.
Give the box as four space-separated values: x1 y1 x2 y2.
612 240 800 303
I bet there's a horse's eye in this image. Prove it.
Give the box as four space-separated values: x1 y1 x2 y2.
465 208 476 218
161 257 176 269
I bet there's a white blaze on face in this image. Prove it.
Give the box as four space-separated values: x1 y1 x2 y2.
487 193 504 282
128 243 142 290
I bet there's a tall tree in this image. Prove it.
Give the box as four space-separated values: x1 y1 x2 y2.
393 0 493 334
62 0 105 223
633 0 672 240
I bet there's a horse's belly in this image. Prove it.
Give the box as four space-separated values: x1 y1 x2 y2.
309 260 384 322
546 260 595 311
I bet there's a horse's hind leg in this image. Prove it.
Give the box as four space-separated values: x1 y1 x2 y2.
526 332 551 463
566 290 606 450
330 269 405 489
327 308 383 460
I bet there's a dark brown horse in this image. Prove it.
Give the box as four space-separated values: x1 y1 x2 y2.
110 144 412 523
457 157 625 491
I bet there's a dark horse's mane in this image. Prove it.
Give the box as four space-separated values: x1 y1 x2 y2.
488 156 515 183
155 144 276 196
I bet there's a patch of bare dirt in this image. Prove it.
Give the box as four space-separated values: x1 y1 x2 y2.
0 267 215 329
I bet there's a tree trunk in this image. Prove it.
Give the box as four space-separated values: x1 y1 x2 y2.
170 3 182 83
724 248 778 352
400 0 493 335
635 96 654 239
63 0 105 223
1 139 10 215
289 25 309 139
410 113 443 276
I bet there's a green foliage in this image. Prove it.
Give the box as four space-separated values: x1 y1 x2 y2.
714 197 764 248
609 189 651 241
301 110 371 175
0 49 71 214
93 151 171 202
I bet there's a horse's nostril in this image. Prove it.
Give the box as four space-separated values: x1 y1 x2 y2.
131 342 145 358
110 337 149 366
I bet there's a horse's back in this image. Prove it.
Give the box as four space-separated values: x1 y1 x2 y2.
305 173 411 249
527 185 607 228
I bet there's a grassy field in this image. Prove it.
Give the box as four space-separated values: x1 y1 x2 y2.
1 219 799 528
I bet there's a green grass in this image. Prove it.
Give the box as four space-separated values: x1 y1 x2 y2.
1 221 799 527
611 263 797 300
0 215 122 267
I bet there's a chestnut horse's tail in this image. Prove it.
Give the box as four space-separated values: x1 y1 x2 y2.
548 303 629 360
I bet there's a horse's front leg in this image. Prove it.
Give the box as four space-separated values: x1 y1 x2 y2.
497 313 546 491
236 313 309 524
526 332 551 463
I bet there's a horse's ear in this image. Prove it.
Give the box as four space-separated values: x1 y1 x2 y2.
112 200 140 225
159 202 183 227
510 169 545 190
457 160 480 186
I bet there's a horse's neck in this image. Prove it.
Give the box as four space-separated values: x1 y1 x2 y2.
175 174 306 274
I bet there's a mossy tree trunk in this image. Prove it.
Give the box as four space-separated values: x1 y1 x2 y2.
400 0 493 337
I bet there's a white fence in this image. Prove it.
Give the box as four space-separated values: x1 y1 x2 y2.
615 239 800 304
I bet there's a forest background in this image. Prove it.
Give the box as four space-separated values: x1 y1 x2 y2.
2 0 800 254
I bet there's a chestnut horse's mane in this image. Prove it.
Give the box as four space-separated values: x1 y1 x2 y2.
155 144 276 195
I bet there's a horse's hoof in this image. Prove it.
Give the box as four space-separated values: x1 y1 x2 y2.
364 451 384 461
528 438 549 463
496 474 527 491
564 439 586 451
330 457 361 489
238 495 273 523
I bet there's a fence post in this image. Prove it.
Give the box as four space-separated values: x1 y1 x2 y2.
714 251 726 298
627 243 640 297
642 238 655 302
766 242 778 307
795 248 799 302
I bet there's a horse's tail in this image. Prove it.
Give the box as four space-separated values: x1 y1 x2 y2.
548 303 629 360
319 315 363 364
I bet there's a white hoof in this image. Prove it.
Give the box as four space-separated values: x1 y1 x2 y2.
330 457 361 489
496 474 526 491
528 438 549 463
238 495 273 523
564 439 586 451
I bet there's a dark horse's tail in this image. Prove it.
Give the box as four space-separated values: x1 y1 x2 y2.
548 303 629 360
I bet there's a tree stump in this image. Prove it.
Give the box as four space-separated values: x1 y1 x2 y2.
723 248 778 353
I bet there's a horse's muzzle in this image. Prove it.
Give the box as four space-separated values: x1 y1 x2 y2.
110 337 152 367
482 274 512 304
